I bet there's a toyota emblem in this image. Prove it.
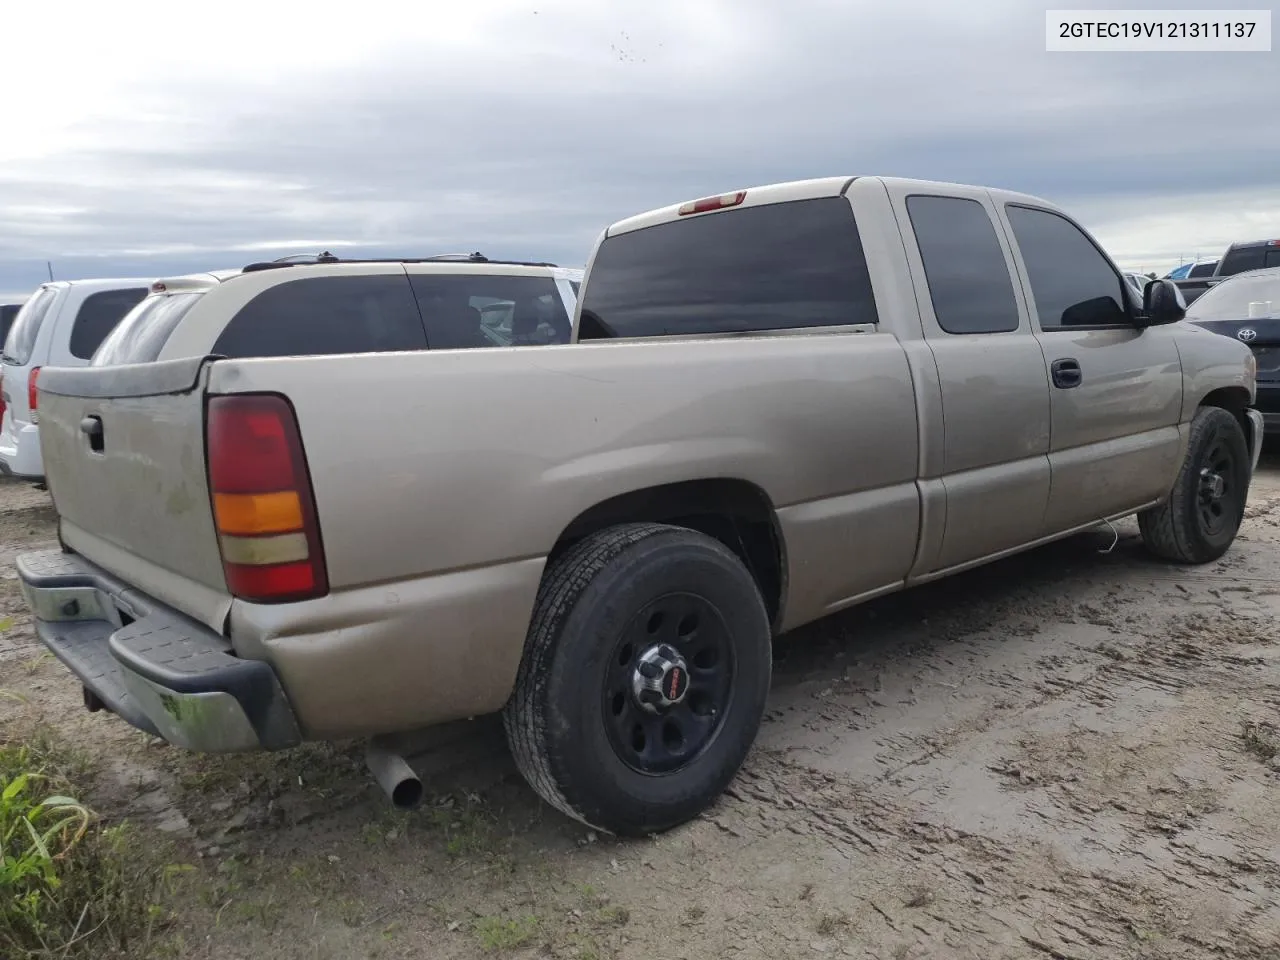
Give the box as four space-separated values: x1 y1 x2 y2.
1238 328 1258 342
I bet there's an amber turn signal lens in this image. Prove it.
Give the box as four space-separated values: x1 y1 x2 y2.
213 491 304 535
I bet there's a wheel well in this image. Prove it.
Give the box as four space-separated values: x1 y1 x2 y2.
551 479 787 628
1200 386 1252 445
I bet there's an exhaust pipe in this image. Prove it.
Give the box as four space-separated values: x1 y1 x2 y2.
365 740 424 809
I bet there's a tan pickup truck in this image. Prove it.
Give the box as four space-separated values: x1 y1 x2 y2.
16 176 1262 837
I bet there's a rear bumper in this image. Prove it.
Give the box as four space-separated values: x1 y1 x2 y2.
0 421 45 480
17 550 300 752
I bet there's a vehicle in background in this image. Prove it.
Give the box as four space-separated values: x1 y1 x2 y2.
1175 240 1280 305
1 279 150 480
1 301 25 344
1185 266 1280 436
15 177 1260 838
1123 271 1151 299
1217 239 1280 276
1166 259 1218 281
0 302 25 434
89 253 584 367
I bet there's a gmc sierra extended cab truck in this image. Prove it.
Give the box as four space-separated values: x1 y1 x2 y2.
16 176 1263 837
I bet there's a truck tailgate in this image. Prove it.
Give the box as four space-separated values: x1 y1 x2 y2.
36 357 231 630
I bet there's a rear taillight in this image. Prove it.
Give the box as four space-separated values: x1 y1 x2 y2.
0 370 6 424
27 367 40 423
206 394 328 603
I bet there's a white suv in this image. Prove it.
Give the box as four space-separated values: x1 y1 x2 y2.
1 278 151 480
91 253 585 368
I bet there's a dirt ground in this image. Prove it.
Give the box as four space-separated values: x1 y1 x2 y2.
3 457 1280 960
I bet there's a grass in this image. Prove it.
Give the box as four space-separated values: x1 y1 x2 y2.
22 653 52 675
473 913 540 951
1240 721 1279 762
816 912 849 935
681 905 706 925
169 740 361 805
597 904 629 926
0 731 175 958
429 799 502 858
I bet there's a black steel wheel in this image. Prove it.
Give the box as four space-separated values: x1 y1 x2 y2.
1195 436 1239 539
503 523 772 836
1140 405 1250 564
603 593 735 776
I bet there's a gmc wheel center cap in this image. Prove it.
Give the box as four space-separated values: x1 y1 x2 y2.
633 644 690 712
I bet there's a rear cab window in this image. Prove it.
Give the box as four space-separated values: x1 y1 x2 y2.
68 287 148 359
579 196 879 338
91 292 205 366
2 286 59 366
1219 244 1266 276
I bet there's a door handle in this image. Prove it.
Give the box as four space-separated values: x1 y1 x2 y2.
1051 358 1082 389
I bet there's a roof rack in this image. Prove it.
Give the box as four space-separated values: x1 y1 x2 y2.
239 251 559 274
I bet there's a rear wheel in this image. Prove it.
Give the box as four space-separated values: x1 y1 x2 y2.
1139 406 1250 564
503 522 772 836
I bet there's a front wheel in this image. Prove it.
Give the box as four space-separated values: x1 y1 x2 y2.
1139 406 1250 564
503 522 772 836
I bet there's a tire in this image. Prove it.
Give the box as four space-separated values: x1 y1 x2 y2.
1139 406 1251 564
503 522 772 836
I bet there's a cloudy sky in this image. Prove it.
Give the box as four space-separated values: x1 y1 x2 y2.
1 0 1276 300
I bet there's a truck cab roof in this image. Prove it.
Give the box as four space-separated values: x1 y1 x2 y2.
605 175 1056 238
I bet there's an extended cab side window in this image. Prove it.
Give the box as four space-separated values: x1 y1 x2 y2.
579 197 878 338
906 195 1020 335
1005 206 1127 329
69 288 148 360
213 275 427 359
408 274 571 348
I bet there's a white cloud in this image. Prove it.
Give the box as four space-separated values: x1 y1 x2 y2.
0 0 1275 294
1082 187 1280 274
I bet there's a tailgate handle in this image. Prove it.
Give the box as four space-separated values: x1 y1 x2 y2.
80 415 105 453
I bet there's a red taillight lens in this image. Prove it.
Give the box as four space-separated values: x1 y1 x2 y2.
28 367 40 412
206 393 328 603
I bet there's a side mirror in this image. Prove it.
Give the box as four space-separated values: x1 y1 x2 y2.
1140 278 1186 327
